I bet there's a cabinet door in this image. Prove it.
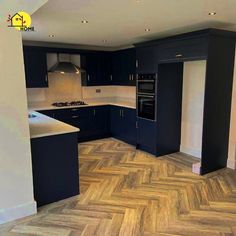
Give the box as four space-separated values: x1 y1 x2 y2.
137 118 157 155
136 45 158 73
110 106 123 139
82 52 112 86
23 48 48 88
112 49 136 86
68 117 94 141
100 52 112 85
93 106 110 135
158 36 208 62
111 51 124 85
122 48 136 86
83 53 100 86
122 108 136 145
71 106 110 141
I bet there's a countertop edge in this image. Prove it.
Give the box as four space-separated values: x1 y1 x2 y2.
29 111 80 139
29 102 136 111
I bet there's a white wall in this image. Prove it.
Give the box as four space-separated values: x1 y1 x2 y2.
228 49 236 169
0 27 36 224
180 61 206 158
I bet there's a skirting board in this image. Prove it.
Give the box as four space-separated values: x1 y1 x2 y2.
180 146 201 159
0 201 37 224
227 159 236 170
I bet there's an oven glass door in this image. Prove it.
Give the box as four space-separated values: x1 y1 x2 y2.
138 94 155 120
138 81 155 94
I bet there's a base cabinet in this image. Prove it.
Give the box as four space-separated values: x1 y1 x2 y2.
110 106 136 145
137 118 157 155
38 105 136 144
31 132 79 207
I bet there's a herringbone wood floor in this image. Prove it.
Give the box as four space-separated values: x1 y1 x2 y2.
1 138 236 236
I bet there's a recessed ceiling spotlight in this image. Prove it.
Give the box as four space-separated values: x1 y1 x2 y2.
145 28 151 32
81 20 88 24
48 34 55 38
208 12 216 16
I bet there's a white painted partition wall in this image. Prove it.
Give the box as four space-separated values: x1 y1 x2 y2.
180 61 206 159
0 27 36 224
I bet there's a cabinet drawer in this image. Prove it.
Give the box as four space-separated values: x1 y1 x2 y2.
70 107 94 118
158 37 208 62
53 109 73 120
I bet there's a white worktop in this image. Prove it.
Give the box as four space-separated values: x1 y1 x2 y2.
29 111 80 139
28 100 136 111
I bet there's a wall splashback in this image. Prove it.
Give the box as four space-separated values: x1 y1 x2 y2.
27 73 82 104
27 73 136 105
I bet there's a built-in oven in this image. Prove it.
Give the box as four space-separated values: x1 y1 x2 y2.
137 73 157 121
137 93 156 121
137 74 156 94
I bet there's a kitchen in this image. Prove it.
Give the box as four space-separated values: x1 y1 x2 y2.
1 0 236 235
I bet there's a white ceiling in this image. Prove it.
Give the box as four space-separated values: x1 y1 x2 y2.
22 0 236 48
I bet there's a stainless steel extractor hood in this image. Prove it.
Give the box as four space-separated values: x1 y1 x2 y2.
48 53 86 74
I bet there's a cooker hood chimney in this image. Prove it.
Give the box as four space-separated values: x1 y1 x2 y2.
48 53 86 74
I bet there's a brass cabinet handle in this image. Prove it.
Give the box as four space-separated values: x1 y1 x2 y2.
72 115 79 119
119 109 122 117
88 74 90 81
110 75 113 81
136 60 139 68
175 53 183 58
94 109 96 116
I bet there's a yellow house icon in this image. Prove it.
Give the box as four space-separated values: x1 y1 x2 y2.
8 12 31 30
9 13 26 27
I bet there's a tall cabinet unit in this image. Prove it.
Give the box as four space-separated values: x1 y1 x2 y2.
136 45 159 155
201 34 236 174
135 29 236 175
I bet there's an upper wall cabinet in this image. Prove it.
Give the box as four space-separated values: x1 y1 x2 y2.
23 47 48 88
136 45 158 73
158 36 208 63
112 48 136 86
81 52 112 86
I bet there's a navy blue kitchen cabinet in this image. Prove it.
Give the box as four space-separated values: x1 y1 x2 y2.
110 106 136 145
158 36 208 63
122 107 137 145
111 48 136 86
81 52 112 86
110 106 123 138
136 45 158 73
38 106 110 142
31 132 79 207
38 109 54 117
23 47 48 88
136 118 157 155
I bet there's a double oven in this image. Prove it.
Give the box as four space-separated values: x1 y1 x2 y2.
137 74 157 121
